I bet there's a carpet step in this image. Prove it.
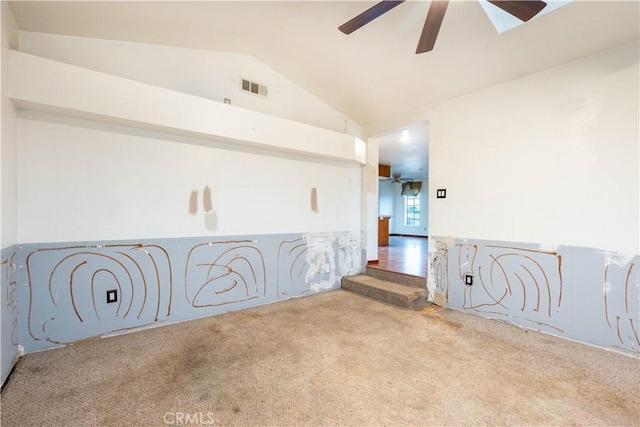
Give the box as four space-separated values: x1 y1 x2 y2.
341 274 430 310
365 266 426 288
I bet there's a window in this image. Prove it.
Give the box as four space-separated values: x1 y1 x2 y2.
404 195 420 227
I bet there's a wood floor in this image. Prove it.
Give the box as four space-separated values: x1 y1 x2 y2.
370 235 428 278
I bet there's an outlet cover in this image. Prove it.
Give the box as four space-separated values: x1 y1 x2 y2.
464 274 473 286
437 189 447 199
106 289 118 304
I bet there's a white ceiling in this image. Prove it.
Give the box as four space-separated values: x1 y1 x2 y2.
374 122 429 179
8 0 640 177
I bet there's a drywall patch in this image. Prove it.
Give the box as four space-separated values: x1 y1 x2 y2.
203 186 213 213
188 190 198 215
204 211 218 232
201 185 218 231
440 236 456 247
310 188 318 213
303 233 337 292
603 251 635 268
429 240 449 305
189 185 217 231
538 242 560 252
338 231 362 278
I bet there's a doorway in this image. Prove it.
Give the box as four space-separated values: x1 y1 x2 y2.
371 121 429 278
370 235 429 277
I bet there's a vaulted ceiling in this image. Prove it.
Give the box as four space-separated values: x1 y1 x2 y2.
8 1 640 178
9 1 639 126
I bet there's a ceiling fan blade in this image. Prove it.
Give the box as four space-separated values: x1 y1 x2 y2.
339 0 405 35
416 0 449 54
487 1 547 22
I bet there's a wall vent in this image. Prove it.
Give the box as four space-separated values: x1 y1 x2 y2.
240 77 268 98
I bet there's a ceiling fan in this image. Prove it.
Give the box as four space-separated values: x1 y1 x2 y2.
381 172 413 183
339 0 547 54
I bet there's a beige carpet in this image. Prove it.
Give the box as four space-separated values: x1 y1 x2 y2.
1 290 638 426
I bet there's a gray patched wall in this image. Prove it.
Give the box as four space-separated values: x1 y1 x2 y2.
429 237 639 356
17 231 363 353
1 246 19 384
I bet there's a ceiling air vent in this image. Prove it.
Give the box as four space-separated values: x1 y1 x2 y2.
240 77 268 98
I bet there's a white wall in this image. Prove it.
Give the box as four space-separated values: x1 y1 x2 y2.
18 32 363 139
364 137 379 261
367 42 638 354
379 180 429 237
1 1 17 248
367 42 639 256
1 0 19 386
378 180 394 216
9 50 366 167
18 114 362 244
390 181 429 237
11 30 365 360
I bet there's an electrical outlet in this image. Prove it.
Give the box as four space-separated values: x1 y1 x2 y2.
437 189 447 199
464 274 473 286
106 289 118 304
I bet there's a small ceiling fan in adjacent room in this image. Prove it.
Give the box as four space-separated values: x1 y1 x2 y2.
339 0 548 54
381 172 413 183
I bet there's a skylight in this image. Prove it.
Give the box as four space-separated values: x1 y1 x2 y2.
479 0 574 34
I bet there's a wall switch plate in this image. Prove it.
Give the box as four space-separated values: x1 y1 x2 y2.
106 289 118 304
464 274 473 286
437 189 447 199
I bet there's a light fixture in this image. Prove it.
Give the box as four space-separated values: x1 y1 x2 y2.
400 130 410 144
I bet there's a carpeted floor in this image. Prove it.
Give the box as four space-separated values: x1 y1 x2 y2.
1 290 639 426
